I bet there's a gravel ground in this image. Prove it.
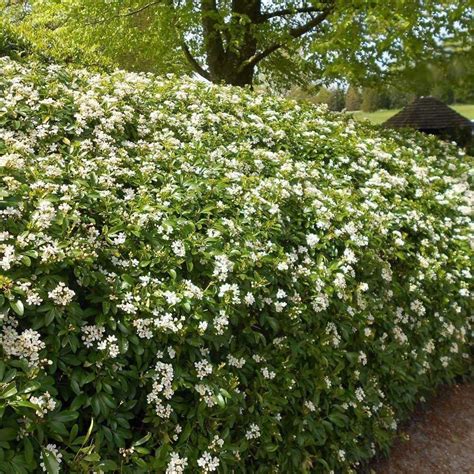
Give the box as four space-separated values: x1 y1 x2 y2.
367 383 474 474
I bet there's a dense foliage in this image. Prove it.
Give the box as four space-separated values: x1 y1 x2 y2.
0 57 472 473
1 1 472 87
0 21 35 61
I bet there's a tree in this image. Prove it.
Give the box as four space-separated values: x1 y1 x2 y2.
345 85 361 111
361 87 380 112
1 1 471 87
328 86 345 111
312 86 332 106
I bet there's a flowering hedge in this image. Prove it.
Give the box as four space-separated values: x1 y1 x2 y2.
0 57 472 473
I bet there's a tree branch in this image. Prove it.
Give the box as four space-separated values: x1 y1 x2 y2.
84 1 164 26
240 6 334 72
120 1 164 18
181 42 211 81
258 6 321 22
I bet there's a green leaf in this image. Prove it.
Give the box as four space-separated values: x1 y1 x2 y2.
22 381 41 394
328 413 348 428
10 300 24 316
0 427 18 441
24 438 34 463
96 460 119 471
10 400 38 409
83 418 94 445
70 394 87 410
41 449 60 474
133 432 151 447
0 382 17 399
51 410 79 423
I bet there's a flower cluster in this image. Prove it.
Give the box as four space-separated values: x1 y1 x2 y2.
30 391 57 417
147 360 175 419
0 57 471 472
47 282 75 306
166 452 188 474
0 319 46 367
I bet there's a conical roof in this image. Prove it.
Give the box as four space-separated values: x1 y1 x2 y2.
384 96 472 130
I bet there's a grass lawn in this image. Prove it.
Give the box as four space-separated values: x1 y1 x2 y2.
350 104 474 124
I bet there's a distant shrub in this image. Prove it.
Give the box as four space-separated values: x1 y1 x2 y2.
0 22 34 60
0 57 471 473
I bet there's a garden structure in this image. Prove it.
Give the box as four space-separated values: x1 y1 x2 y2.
384 96 473 152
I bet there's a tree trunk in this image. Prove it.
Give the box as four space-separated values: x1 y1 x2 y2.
201 0 261 87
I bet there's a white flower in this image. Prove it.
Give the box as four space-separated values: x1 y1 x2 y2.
166 452 188 474
381 267 392 282
147 361 175 418
163 291 181 305
97 335 120 358
333 273 346 290
213 310 229 335
32 200 56 229
172 240 186 257
26 290 43 306
262 367 276 379
81 325 105 348
30 392 57 417
0 244 15 270
410 299 426 316
227 354 246 368
195 384 216 407
195 359 213 379
111 232 126 245
343 248 357 264
276 289 286 299
245 423 261 440
304 400 316 412
197 451 220 472
198 321 208 333
48 282 75 306
274 301 287 313
355 387 365 402
213 255 234 281
0 327 46 367
183 280 203 299
358 351 367 366
244 292 255 305
218 283 240 303
306 233 319 247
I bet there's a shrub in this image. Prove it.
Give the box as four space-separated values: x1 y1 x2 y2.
0 22 34 60
0 57 471 473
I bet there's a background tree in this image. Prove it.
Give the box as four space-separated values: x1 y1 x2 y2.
1 1 471 88
312 86 333 106
328 86 345 111
345 85 361 111
361 88 380 112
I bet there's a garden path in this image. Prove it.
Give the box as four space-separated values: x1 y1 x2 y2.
368 383 474 474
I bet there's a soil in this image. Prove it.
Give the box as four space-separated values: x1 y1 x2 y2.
367 383 474 474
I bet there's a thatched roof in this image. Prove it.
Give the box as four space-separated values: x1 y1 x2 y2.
384 97 472 130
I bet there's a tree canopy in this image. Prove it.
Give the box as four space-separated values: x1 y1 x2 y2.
1 1 472 87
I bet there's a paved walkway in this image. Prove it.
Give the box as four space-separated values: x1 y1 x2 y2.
369 383 474 474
